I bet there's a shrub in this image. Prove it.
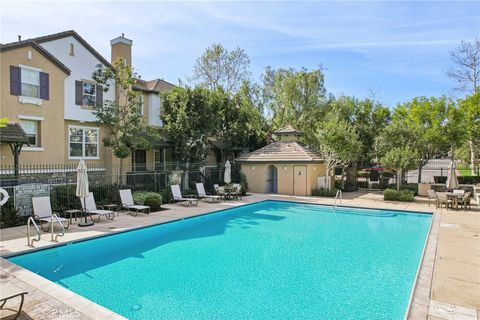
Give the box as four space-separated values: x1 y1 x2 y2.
133 191 162 207
384 188 415 202
311 188 337 197
434 176 480 184
240 172 248 196
159 187 173 204
144 195 162 211
0 203 25 228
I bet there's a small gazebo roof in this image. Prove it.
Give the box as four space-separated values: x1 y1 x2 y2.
235 140 323 163
274 125 302 135
0 123 29 144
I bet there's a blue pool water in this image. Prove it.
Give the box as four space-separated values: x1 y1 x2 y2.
8 201 431 319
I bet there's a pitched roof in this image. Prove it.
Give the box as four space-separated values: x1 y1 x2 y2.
274 125 302 135
0 123 29 144
133 78 175 93
0 40 71 75
2 30 112 69
235 140 323 163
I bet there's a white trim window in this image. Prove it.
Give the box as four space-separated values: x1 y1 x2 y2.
19 120 39 146
82 82 96 107
68 126 99 159
21 67 40 98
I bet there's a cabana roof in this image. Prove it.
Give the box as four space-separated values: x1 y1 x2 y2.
235 140 323 163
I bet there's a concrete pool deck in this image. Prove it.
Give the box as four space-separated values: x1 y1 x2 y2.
0 192 478 319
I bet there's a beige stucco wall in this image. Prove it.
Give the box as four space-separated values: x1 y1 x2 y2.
240 162 328 196
0 45 68 166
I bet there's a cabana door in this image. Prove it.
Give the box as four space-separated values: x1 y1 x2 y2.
293 165 307 196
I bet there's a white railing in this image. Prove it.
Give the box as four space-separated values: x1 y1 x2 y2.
27 217 40 247
333 190 343 209
51 214 65 242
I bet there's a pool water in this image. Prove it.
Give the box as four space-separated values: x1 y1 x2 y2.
8 201 432 319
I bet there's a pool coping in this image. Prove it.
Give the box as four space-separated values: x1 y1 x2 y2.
1 199 435 319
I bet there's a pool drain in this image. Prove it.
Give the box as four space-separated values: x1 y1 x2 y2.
131 304 142 311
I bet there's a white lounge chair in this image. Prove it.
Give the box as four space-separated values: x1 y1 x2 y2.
81 193 115 222
32 196 70 231
119 189 150 216
195 183 221 203
170 185 198 206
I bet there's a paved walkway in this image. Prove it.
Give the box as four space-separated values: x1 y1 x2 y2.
0 192 478 319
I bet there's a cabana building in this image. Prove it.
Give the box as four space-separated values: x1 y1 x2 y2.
235 125 330 196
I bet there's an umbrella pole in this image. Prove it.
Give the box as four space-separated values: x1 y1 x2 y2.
78 197 94 227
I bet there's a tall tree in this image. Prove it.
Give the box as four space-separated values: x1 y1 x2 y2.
447 39 480 94
92 60 151 183
458 92 480 174
313 114 362 190
381 147 418 190
192 43 251 93
262 66 328 144
160 86 218 168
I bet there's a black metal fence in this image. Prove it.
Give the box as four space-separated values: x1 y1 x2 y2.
0 163 241 226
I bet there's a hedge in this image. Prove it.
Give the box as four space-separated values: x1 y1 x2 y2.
434 176 480 184
311 188 337 197
383 189 415 202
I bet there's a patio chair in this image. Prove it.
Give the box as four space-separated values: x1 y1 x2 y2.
195 183 221 203
231 183 243 200
427 189 438 208
32 196 70 231
81 193 115 222
170 185 198 206
0 282 28 320
459 192 471 210
214 184 226 198
437 193 453 210
474 186 480 206
119 189 150 216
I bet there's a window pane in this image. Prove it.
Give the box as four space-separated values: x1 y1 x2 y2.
83 94 96 106
21 83 39 98
83 83 96 95
19 120 37 134
69 143 82 157
85 144 97 157
84 130 98 143
27 134 37 146
21 68 39 85
69 128 83 143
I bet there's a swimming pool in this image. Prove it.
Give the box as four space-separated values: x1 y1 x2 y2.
8 200 432 319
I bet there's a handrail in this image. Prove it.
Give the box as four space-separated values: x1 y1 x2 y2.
51 214 65 242
27 217 41 247
333 190 343 209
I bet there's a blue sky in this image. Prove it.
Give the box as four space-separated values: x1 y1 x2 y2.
1 1 479 107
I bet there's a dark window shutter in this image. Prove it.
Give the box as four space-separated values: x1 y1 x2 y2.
10 66 21 96
75 80 83 105
96 85 103 107
39 72 49 100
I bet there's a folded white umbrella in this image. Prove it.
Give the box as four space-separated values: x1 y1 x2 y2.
224 160 231 184
446 160 459 190
76 160 92 226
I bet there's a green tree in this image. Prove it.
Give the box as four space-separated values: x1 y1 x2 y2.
192 43 251 93
381 146 418 190
92 60 151 182
458 92 480 175
160 86 218 167
392 96 450 183
313 114 362 190
262 66 328 143
0 117 8 128
328 96 391 164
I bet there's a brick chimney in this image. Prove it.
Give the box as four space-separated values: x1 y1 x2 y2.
110 33 132 67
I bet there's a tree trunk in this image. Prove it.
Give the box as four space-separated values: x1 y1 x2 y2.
417 161 424 184
341 166 346 190
119 157 124 186
396 169 402 191
469 140 476 176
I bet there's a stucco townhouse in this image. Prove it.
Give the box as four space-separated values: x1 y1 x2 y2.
0 31 176 174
